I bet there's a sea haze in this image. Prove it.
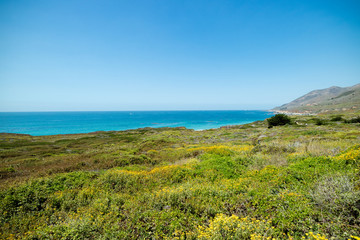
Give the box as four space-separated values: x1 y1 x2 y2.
0 111 274 136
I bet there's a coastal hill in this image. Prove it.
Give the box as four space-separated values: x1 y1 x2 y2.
273 83 360 113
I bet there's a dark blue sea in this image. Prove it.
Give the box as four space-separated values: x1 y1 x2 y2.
0 111 274 136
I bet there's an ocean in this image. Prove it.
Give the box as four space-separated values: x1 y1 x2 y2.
0 110 274 136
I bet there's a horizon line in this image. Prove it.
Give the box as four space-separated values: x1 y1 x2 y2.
0 109 275 113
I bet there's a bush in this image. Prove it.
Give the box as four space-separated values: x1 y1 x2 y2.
267 114 291 128
310 174 360 222
330 115 343 121
312 118 327 126
344 116 360 123
195 214 276 239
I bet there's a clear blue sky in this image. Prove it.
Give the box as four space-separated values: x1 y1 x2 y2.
1 0 359 111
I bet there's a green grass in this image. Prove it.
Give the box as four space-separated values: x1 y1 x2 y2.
0 113 360 239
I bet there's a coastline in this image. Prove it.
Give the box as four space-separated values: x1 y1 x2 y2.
270 109 316 116
0 120 264 137
0 110 274 136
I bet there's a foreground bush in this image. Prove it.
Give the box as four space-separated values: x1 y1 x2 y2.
195 214 276 240
310 174 360 224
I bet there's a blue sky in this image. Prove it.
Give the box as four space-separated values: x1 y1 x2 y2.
1 0 359 111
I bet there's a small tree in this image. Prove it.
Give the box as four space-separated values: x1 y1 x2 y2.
267 114 291 128
330 115 343 121
344 116 360 123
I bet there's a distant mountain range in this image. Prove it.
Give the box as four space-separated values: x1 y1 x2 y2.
273 83 360 113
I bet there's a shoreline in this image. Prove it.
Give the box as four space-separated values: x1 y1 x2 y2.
270 109 316 116
0 120 261 137
0 110 274 137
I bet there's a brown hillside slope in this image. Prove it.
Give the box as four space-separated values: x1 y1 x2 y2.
273 83 360 113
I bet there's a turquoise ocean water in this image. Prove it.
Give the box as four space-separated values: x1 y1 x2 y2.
0 111 274 136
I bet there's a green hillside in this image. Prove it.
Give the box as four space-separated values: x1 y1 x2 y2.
1 113 360 239
274 84 360 113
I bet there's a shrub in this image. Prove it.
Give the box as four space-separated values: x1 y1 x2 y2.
312 118 327 126
330 115 343 121
334 146 360 165
267 114 291 128
310 174 360 222
195 214 276 239
344 116 360 123
196 154 246 179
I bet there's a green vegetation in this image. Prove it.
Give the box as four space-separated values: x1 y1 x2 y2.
267 114 292 128
1 113 360 239
330 115 343 121
344 116 360 123
311 118 327 126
